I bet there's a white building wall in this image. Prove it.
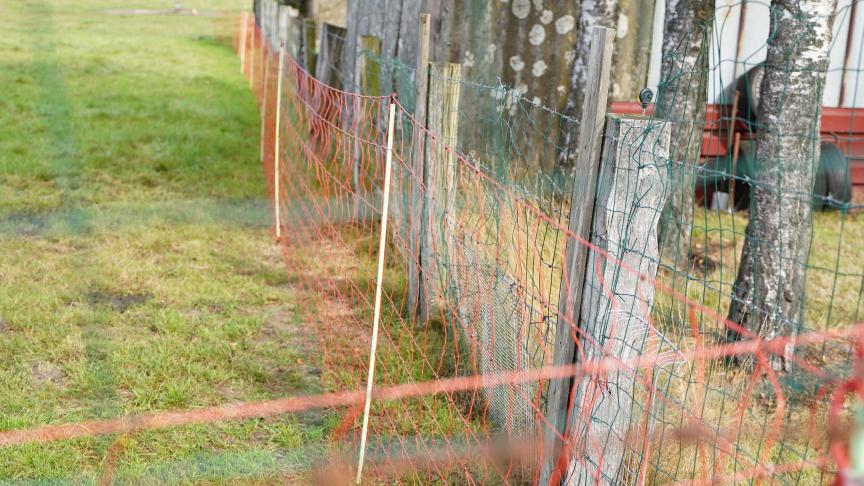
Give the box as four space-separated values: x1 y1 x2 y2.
646 0 864 108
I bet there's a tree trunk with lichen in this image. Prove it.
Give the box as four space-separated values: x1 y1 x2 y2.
558 0 618 167
655 0 714 282
429 0 580 172
726 0 837 371
611 0 657 101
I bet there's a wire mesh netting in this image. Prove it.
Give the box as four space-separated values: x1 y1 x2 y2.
233 1 864 483
3 2 864 484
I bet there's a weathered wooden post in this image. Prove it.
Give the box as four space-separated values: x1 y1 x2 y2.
301 18 316 74
407 13 431 321
273 40 286 242
541 25 615 485
268 0 279 52
282 12 301 60
315 23 347 89
261 0 276 162
564 115 671 485
259 7 271 165
359 36 381 96
348 35 381 199
277 5 290 57
260 0 269 49
419 62 461 322
264 0 273 49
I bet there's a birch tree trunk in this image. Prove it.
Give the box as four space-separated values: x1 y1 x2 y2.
655 0 714 275
559 0 618 167
726 0 837 371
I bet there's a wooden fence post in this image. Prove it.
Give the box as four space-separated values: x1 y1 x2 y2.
408 13 431 321
420 62 461 322
302 18 317 74
261 0 269 48
541 25 615 485
565 115 671 485
315 23 347 89
284 14 301 59
259 18 271 164
277 6 290 58
273 41 286 242
265 0 274 49
269 0 279 51
359 36 381 96
349 35 381 198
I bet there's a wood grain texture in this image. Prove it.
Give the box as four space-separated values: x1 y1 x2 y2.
301 18 317 74
409 13 431 321
315 23 347 90
359 36 382 96
541 25 615 486
564 115 670 486
420 63 461 322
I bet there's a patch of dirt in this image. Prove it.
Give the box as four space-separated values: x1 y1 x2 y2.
275 236 373 393
0 317 8 333
31 361 64 387
688 248 719 276
255 303 324 392
86 290 151 313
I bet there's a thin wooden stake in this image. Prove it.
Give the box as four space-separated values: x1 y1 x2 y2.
356 102 397 485
273 42 286 241
239 12 248 75
727 90 741 213
730 132 742 212
249 16 256 89
260 40 270 163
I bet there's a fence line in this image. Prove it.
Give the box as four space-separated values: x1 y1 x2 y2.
234 3 864 484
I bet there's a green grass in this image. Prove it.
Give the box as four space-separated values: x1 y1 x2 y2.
0 0 335 482
645 202 864 484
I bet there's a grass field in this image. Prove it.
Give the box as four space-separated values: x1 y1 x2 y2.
4 0 864 483
0 1 336 482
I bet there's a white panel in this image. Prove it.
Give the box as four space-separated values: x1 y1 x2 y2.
647 0 864 108
842 1 864 108
646 0 665 94
708 0 743 103
731 0 770 98
825 0 853 107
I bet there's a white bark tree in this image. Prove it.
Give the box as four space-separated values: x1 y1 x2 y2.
726 0 837 371
655 0 714 270
558 0 618 166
